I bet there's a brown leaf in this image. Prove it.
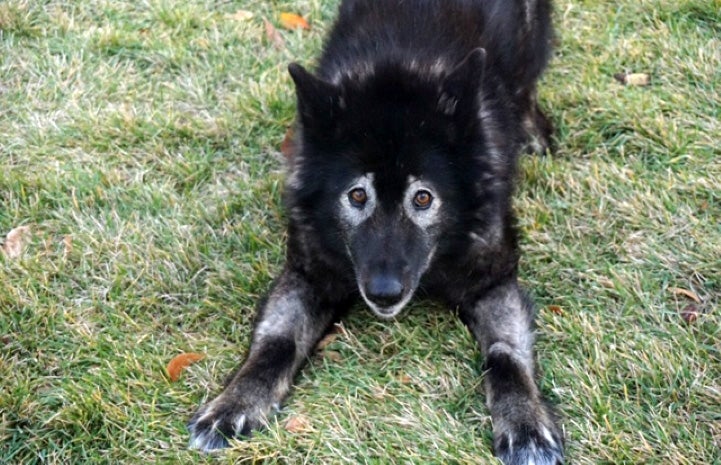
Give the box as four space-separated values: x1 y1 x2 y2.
680 304 699 324
669 287 701 303
2 226 31 259
279 12 310 30
167 352 205 382
316 332 338 351
323 350 342 363
548 305 564 316
284 414 311 433
264 18 285 49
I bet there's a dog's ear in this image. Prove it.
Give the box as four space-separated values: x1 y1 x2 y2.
438 48 486 118
288 63 342 129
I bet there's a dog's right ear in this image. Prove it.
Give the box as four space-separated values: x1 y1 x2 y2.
288 63 342 128
438 48 486 118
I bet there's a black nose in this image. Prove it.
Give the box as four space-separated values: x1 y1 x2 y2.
365 274 404 307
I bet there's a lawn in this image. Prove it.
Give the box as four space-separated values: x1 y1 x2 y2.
1 0 719 463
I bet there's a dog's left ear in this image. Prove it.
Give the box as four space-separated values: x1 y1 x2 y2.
438 48 486 118
288 63 342 129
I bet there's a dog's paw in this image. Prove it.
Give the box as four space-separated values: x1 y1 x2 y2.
494 422 564 465
188 393 273 452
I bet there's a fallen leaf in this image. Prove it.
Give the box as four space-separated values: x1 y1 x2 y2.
614 72 650 86
399 373 412 384
279 12 310 30
264 18 285 49
227 10 254 22
669 287 701 303
284 414 311 433
548 305 564 316
280 127 295 160
680 304 699 324
323 350 342 363
316 332 338 351
167 352 205 382
2 226 31 259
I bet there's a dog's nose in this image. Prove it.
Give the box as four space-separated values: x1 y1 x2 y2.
366 274 404 307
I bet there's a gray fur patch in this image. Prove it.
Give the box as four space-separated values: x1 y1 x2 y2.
403 176 442 229
338 173 376 227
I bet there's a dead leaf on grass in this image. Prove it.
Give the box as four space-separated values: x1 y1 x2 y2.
323 350 342 363
167 352 205 382
279 12 310 30
669 287 701 303
264 18 285 49
548 305 564 316
316 332 338 351
284 414 312 433
2 226 31 259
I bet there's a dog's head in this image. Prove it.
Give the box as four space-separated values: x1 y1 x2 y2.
287 49 490 318
334 172 443 317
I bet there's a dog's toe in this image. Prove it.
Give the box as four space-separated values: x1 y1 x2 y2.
188 396 261 452
188 407 238 452
494 422 564 465
188 417 231 452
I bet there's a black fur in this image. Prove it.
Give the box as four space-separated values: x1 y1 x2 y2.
189 1 563 463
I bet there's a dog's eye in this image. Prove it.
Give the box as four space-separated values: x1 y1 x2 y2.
348 188 368 207
413 190 433 209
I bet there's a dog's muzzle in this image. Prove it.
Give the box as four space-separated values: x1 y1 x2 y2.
365 273 405 308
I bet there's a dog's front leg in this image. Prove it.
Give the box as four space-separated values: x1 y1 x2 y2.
188 268 335 452
461 281 564 465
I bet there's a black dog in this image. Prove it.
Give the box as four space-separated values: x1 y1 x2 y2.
189 1 562 463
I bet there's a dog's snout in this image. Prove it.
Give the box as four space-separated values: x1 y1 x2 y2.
365 274 404 307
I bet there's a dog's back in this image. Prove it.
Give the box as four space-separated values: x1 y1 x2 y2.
320 0 551 91
315 0 554 155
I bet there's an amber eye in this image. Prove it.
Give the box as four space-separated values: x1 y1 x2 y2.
413 190 433 209
348 188 368 207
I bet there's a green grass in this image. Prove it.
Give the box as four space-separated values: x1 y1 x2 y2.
1 0 719 463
